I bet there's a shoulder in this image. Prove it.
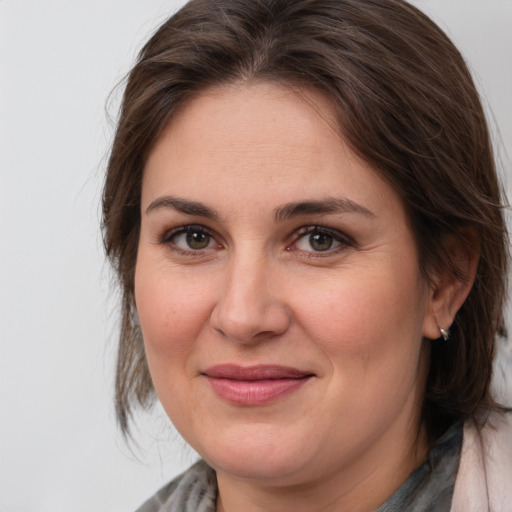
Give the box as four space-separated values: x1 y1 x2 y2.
134 460 217 512
450 410 512 512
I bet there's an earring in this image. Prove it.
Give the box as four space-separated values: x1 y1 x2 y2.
440 327 450 341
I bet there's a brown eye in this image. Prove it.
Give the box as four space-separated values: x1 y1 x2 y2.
186 230 211 249
166 226 217 252
309 232 334 251
293 226 352 254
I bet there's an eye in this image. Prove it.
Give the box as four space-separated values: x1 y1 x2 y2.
163 225 219 252
292 226 353 254
299 231 339 252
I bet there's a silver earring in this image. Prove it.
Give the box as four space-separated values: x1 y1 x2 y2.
440 327 450 341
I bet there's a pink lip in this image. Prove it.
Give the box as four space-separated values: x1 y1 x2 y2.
202 364 314 405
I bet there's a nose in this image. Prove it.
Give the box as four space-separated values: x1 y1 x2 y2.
210 252 291 344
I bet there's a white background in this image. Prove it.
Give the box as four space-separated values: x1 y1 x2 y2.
0 1 511 511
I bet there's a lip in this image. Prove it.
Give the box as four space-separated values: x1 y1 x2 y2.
202 364 314 405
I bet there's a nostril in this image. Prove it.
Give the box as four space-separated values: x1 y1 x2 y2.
210 300 291 344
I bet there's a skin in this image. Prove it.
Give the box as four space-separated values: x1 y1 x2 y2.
135 82 471 512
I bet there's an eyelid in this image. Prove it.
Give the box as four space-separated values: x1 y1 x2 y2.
159 224 223 255
289 225 355 254
160 223 206 242
156 223 354 258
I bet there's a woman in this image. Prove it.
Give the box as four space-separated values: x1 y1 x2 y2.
102 0 511 510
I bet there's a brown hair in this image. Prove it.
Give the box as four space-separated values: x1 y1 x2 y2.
102 0 509 440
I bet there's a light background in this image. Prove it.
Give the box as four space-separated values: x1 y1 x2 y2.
0 1 511 511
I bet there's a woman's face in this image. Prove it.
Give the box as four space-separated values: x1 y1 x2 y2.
136 82 435 488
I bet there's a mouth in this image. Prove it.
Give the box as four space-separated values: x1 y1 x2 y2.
202 364 315 405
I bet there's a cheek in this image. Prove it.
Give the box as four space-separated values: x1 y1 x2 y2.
296 262 428 374
134 261 214 363
302 272 428 432
134 261 218 418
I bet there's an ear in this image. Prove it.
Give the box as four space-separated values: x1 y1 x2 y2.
422 227 480 340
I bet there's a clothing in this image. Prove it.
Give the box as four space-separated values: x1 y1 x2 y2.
135 411 512 512
135 461 217 512
451 410 512 512
376 422 462 512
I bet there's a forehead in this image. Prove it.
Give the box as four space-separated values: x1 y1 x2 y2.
142 81 403 220
150 81 343 170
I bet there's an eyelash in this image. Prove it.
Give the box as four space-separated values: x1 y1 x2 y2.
290 226 355 257
160 224 220 257
159 224 355 257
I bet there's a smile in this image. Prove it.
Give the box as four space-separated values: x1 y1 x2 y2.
202 364 314 406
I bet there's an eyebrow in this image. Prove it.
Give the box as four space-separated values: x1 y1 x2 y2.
274 198 375 222
145 196 221 220
145 195 375 222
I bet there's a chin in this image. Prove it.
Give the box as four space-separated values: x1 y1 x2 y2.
190 421 324 485
205 449 313 485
